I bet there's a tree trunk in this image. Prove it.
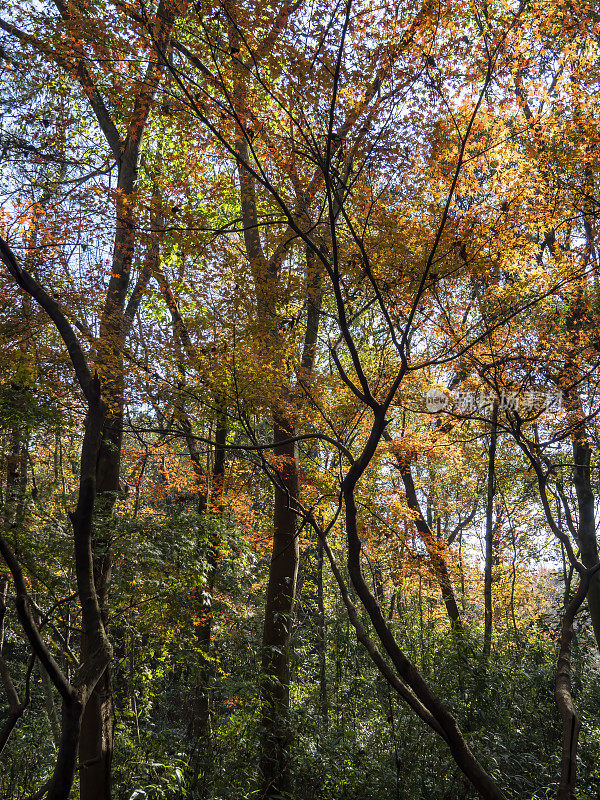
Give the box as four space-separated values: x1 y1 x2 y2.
68 388 111 800
316 536 328 724
0 236 112 800
483 403 498 659
78 668 112 800
39 660 61 748
189 615 213 783
572 437 600 650
259 414 300 798
48 699 84 800
399 461 462 630
5 426 28 540
0 580 28 757
562 286 600 651
340 414 507 800
188 407 227 785
78 411 121 800
555 575 590 800
74 7 179 796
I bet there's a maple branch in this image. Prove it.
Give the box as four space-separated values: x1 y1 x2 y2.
111 0 216 84
0 12 122 161
172 427 356 464
555 566 600 798
0 582 32 756
51 0 181 167
248 0 303 67
398 56 497 374
383 431 462 629
299 243 324 377
301 0 433 206
0 236 95 401
50 0 124 160
447 502 478 545
124 0 181 154
124 264 152 331
0 537 73 704
307 514 448 739
328 345 373 407
30 597 80 669
154 263 197 364
508 420 585 573
0 18 65 64
513 68 534 122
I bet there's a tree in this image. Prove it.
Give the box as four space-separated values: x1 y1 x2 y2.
1 1 184 796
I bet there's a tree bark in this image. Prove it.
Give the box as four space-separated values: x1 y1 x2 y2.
483 403 498 659
79 412 120 800
259 414 300 798
572 436 600 650
555 573 590 800
345 485 506 799
0 238 112 800
39 660 61 748
76 5 181 794
188 406 227 785
332 408 507 800
562 285 600 651
0 580 29 757
316 535 328 724
398 461 462 630
48 699 84 800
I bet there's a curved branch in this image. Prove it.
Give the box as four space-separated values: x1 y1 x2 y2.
0 236 94 401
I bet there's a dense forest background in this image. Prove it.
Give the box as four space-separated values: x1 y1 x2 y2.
1 1 600 799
